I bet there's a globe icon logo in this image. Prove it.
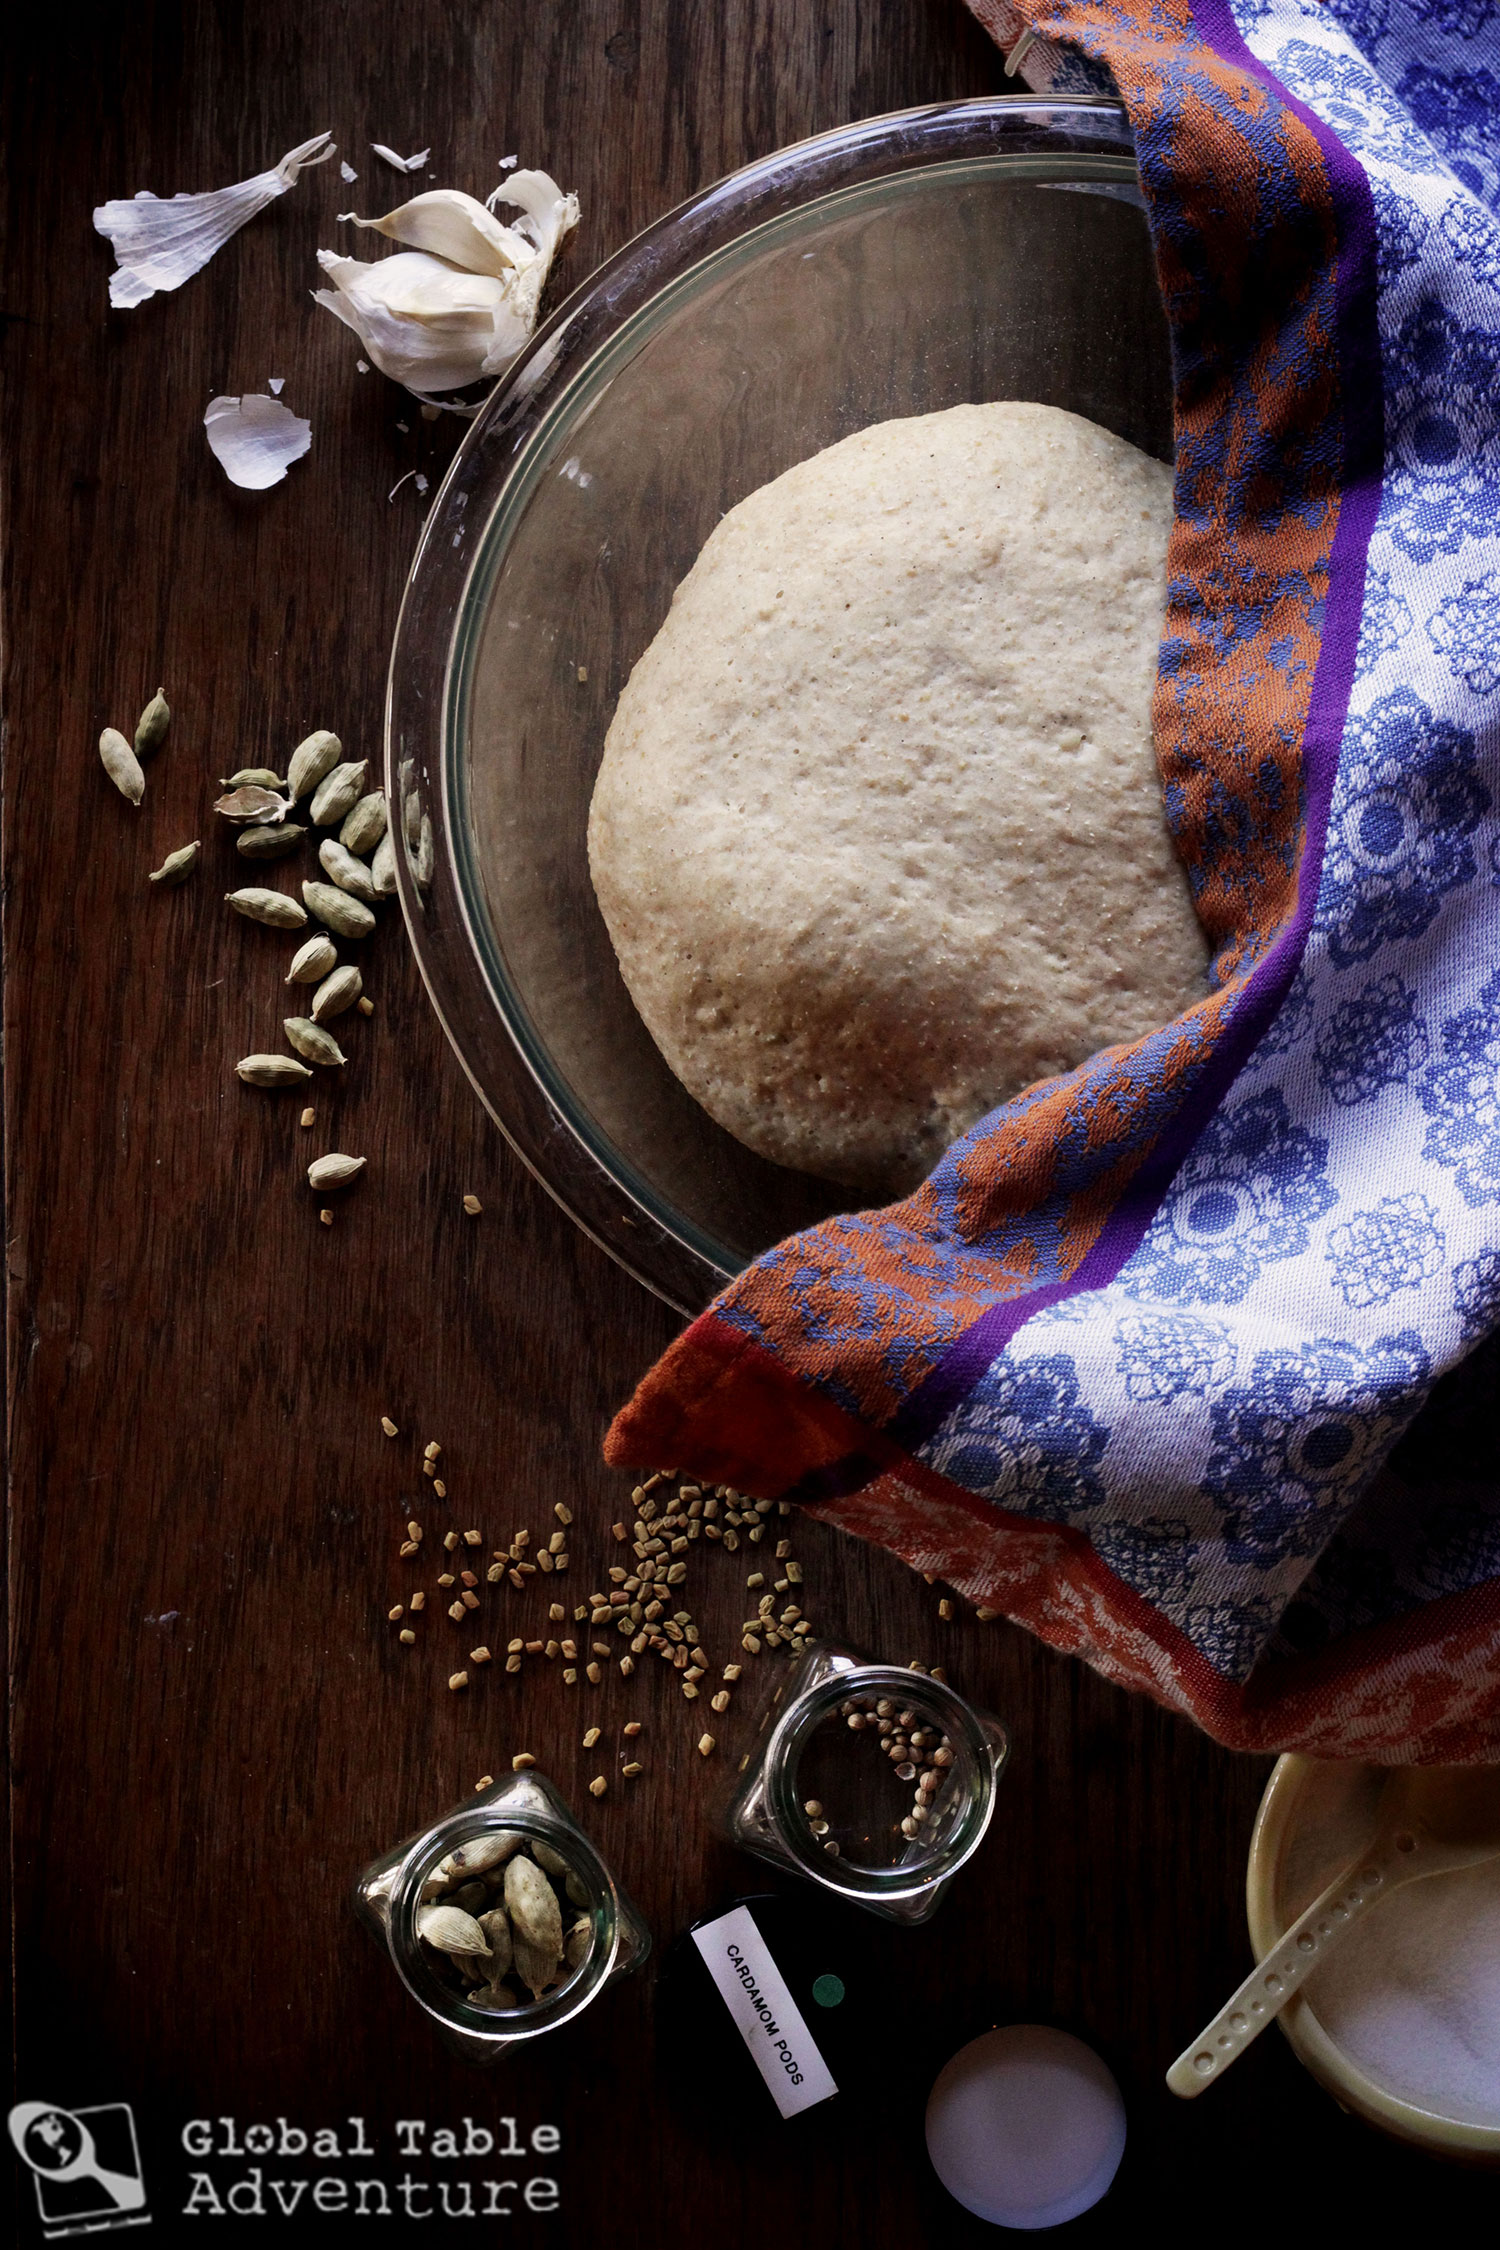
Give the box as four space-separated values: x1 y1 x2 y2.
24 2108 83 2171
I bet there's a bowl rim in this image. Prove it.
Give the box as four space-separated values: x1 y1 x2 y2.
1246 1753 1500 2160
385 94 1143 1316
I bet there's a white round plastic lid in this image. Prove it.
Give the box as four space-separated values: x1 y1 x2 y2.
925 2024 1127 2229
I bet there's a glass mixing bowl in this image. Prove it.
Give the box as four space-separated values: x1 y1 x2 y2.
387 96 1171 1315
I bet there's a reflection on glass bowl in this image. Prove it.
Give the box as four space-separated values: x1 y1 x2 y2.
388 97 1170 1315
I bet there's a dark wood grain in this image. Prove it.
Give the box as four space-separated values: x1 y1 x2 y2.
3 2 1488 2239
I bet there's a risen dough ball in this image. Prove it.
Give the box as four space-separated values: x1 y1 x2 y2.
588 402 1207 1197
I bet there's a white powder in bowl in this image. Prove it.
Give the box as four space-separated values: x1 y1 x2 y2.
1278 1762 1500 2126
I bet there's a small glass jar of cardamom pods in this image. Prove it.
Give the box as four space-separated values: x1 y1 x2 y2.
717 1638 1010 1925
353 1769 651 2064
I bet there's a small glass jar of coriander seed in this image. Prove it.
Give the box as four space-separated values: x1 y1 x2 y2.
353 1769 650 2064
717 1639 1010 1925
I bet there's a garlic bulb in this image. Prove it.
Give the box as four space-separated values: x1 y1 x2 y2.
95 131 335 309
313 172 579 404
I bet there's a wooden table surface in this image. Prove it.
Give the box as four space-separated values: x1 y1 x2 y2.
4 2 1490 2238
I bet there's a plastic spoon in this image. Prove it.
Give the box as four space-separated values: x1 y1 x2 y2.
1167 1765 1500 2098
6 2101 147 2208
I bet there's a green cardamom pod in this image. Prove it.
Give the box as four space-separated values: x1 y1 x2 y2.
225 887 308 930
284 1016 347 1067
219 768 285 790
237 821 307 859
339 791 388 857
285 729 343 802
99 726 144 806
147 839 200 886
307 1151 366 1191
309 759 369 827
216 785 293 825
236 1054 313 1087
311 965 363 1022
370 830 398 897
302 880 375 939
285 934 339 985
133 686 171 757
318 838 379 904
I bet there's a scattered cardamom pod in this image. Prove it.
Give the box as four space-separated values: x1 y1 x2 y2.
303 880 375 939
285 933 338 985
285 729 343 801
99 726 144 805
133 686 170 757
340 791 388 857
237 821 307 859
284 1017 346 1067
477 1907 514 1980
215 784 293 825
219 768 285 790
236 1054 313 1087
225 887 308 929
307 1151 365 1190
318 838 379 905
415 1904 491 1958
311 964 362 1022
147 839 200 886
370 830 398 897
309 759 370 827
503 1852 563 1961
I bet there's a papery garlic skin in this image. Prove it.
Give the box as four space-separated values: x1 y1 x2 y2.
95 132 335 308
204 395 313 490
314 169 579 403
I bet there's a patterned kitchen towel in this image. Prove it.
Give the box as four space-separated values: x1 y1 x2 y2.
607 0 1500 1760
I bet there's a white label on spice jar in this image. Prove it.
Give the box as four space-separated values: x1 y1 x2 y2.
690 1905 839 2119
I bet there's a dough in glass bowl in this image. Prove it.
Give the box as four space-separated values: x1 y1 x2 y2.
588 401 1207 1198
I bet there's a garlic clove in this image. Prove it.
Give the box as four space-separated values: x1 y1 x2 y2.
339 187 534 280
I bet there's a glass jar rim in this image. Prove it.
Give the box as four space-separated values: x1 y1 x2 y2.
387 1805 620 2038
763 1663 1002 1901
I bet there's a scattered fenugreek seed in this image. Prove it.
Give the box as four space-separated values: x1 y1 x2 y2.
511 1753 537 1771
463 1194 483 1216
588 1777 607 1798
469 1646 491 1665
463 1530 481 1547
623 1720 642 1737
388 1605 404 1622
357 995 374 1015
723 1664 742 1682
399 1539 418 1557
410 1592 425 1611
399 1628 416 1645
710 1691 730 1713
554 1503 573 1525
697 1735 715 1758
433 1478 448 1499
619 1656 634 1676
299 1106 316 1128
938 1598 954 1621
583 1727 601 1748
448 1671 468 1691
